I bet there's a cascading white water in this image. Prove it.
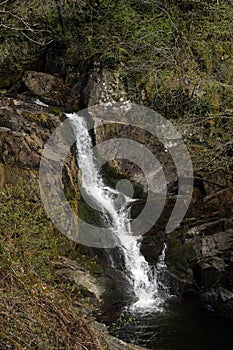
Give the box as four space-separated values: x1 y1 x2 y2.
67 112 166 310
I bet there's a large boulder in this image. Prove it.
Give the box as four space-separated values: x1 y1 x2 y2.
54 256 104 301
23 71 71 106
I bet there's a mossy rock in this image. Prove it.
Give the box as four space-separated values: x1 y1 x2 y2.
21 110 50 127
183 242 197 267
167 230 188 275
78 200 103 227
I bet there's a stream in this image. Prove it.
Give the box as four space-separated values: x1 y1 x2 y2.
108 297 233 350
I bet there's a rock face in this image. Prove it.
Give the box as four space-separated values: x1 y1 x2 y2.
0 94 80 237
21 67 127 110
90 102 233 303
0 96 60 167
69 65 128 108
190 225 233 292
94 122 180 193
165 197 233 300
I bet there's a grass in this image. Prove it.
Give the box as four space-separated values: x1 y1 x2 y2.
0 165 103 349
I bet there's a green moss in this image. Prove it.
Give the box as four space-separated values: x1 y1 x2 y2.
78 200 103 227
76 253 104 278
21 111 52 127
167 230 188 275
0 76 13 88
47 106 62 115
183 242 197 267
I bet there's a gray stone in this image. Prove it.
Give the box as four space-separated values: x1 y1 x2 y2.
54 256 104 301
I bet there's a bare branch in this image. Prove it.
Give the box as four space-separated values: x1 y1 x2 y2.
21 32 55 46
0 23 50 34
0 0 11 6
0 10 41 32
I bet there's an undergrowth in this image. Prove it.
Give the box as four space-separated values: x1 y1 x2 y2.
0 170 102 350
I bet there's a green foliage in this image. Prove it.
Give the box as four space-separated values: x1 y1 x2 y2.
0 0 232 119
0 0 174 76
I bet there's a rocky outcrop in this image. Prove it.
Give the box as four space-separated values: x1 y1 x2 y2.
189 224 233 292
18 67 127 111
0 96 60 167
0 94 80 234
69 65 128 108
94 122 180 193
23 71 71 106
53 256 104 301
88 97 233 302
90 108 233 299
166 201 233 300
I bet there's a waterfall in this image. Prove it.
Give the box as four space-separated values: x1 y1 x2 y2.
67 112 166 310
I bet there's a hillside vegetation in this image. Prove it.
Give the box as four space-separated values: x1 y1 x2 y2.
0 0 232 116
1 0 233 175
0 1 233 349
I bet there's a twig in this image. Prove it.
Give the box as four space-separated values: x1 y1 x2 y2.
21 32 55 46
194 176 225 189
197 140 233 171
0 0 10 6
203 188 229 202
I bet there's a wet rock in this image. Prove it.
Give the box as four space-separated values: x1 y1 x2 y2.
140 234 163 265
101 266 135 320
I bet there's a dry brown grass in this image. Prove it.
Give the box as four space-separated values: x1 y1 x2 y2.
0 167 103 350
0 264 101 349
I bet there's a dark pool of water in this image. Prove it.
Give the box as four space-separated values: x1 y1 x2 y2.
109 297 233 350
